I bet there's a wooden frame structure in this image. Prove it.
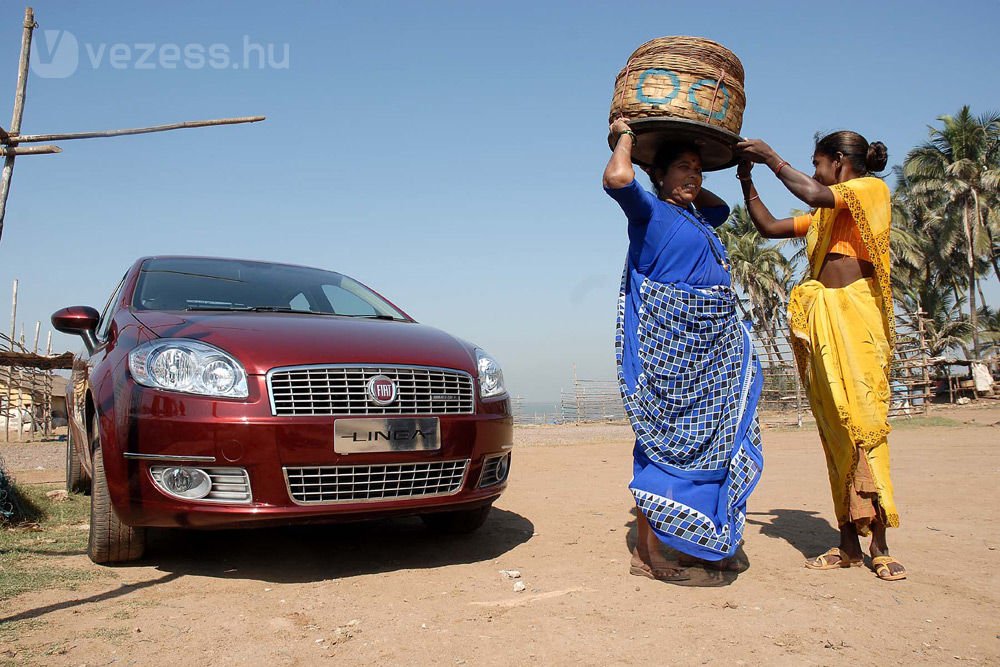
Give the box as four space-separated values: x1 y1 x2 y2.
0 6 265 242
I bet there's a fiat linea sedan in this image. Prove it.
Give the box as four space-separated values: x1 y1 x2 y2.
52 256 512 564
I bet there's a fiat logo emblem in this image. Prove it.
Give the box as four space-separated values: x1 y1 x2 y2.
367 375 397 405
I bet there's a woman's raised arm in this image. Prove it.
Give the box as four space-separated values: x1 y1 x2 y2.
603 118 637 189
736 138 835 209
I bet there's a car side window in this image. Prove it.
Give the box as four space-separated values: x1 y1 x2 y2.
95 274 127 342
321 284 377 317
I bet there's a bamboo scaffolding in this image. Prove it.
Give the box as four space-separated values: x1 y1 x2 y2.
9 116 265 144
0 7 265 243
0 7 35 243
0 144 59 156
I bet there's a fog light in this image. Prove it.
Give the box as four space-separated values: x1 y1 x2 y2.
160 467 212 499
495 454 510 482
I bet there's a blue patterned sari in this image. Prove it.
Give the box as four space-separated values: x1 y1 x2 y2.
611 185 764 562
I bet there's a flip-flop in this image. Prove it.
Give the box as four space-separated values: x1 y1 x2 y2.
805 547 863 570
629 564 690 582
872 555 907 581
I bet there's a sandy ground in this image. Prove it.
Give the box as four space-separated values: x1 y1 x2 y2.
1 404 999 666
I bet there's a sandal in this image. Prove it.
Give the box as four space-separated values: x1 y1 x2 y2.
804 547 863 570
629 564 690 582
871 555 907 581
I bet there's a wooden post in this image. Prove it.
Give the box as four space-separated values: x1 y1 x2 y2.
0 7 36 243
44 330 51 436
4 279 16 441
29 320 38 438
916 310 930 415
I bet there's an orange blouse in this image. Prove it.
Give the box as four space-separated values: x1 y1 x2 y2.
792 188 871 262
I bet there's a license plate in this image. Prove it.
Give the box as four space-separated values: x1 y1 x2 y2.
334 417 441 454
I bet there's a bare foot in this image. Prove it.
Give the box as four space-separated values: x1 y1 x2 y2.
630 549 688 581
678 549 749 573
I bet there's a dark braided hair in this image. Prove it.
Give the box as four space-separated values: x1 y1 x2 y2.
815 131 888 175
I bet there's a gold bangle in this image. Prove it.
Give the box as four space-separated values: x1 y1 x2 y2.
746 194 760 203
618 130 637 145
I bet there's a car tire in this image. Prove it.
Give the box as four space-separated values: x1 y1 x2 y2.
420 504 492 534
88 419 145 564
66 425 91 494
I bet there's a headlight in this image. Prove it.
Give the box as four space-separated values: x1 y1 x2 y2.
476 348 507 399
129 339 249 398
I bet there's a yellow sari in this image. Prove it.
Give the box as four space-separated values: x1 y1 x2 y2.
788 177 899 531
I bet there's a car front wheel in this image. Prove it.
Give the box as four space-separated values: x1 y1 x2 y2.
65 424 91 494
420 504 492 534
88 417 145 564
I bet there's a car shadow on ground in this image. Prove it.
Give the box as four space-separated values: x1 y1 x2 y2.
142 508 534 582
746 508 840 559
622 507 744 587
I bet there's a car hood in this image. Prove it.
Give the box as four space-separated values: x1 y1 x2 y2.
131 311 478 376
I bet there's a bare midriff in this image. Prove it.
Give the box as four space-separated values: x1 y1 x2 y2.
818 253 875 289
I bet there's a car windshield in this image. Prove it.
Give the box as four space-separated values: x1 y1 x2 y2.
132 258 408 320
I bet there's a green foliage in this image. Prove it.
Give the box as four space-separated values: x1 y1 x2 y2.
898 105 1000 358
0 483 104 601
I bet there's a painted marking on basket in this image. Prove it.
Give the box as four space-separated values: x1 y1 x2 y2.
634 68 730 121
689 78 731 121
636 68 680 105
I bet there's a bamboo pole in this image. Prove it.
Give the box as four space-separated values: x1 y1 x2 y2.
29 320 38 438
11 115 266 143
44 330 51 436
0 145 60 156
0 7 36 243
16 325 24 442
4 280 16 441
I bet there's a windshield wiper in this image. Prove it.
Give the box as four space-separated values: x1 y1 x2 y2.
183 305 334 314
355 314 402 320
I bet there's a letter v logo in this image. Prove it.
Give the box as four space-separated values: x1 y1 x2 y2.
30 29 79 79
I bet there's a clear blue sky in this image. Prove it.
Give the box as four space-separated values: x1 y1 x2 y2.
1 1 997 402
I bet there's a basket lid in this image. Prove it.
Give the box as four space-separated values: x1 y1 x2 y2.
608 117 741 171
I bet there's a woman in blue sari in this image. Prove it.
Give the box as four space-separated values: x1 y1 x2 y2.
604 118 764 580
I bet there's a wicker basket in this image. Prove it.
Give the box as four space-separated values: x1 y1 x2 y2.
608 36 747 170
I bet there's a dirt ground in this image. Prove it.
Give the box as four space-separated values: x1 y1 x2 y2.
2 404 999 666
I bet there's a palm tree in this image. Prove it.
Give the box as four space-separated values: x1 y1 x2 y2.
977 304 1000 356
903 106 1000 358
719 205 794 363
896 273 972 358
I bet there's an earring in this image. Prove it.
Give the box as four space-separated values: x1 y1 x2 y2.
658 181 663 187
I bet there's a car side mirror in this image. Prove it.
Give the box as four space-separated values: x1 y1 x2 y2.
51 306 101 353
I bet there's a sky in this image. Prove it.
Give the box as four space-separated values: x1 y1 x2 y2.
0 0 997 402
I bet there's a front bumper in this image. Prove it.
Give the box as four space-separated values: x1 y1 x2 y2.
102 379 512 528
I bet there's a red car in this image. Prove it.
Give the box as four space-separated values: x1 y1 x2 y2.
52 256 512 564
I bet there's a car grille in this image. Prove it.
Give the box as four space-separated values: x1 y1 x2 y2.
268 365 475 416
284 460 469 504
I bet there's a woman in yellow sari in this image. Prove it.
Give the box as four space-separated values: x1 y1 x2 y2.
735 131 906 581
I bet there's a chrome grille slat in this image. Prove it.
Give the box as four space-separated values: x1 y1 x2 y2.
268 365 475 416
284 460 469 504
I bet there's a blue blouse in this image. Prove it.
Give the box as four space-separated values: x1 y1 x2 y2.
605 179 731 288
